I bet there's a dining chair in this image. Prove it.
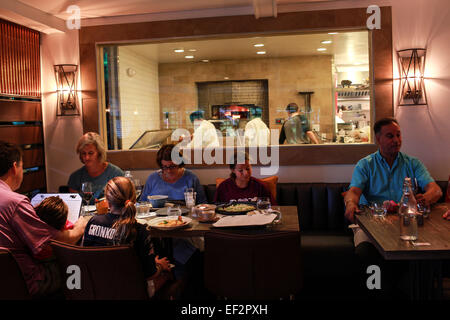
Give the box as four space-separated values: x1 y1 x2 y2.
0 249 31 300
49 240 149 300
204 231 302 300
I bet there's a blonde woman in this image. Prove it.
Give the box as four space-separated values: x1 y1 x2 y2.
68 132 124 203
82 176 171 297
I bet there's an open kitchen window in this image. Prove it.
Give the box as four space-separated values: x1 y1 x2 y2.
99 30 372 150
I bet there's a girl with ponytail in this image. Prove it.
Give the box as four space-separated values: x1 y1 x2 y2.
82 176 172 297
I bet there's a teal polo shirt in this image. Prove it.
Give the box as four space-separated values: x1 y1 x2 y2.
349 151 434 205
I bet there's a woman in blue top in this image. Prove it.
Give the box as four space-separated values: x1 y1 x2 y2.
68 132 124 203
141 144 207 204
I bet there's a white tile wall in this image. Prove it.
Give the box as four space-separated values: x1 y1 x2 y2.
118 47 160 149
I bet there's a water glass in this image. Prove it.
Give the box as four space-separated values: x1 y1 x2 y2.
257 197 271 211
184 188 196 209
416 203 430 226
137 202 151 215
134 179 142 200
167 206 182 219
370 201 386 218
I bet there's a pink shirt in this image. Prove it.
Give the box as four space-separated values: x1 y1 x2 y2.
0 180 59 295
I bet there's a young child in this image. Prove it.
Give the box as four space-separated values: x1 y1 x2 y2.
35 196 73 230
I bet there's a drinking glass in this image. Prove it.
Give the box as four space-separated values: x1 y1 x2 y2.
184 188 196 209
271 206 282 224
370 201 386 218
134 179 142 200
411 178 419 195
167 206 182 219
257 197 271 211
81 182 93 215
81 182 93 204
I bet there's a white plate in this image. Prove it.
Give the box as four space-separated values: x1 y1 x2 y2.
148 216 192 230
212 213 276 228
155 207 190 216
136 212 157 219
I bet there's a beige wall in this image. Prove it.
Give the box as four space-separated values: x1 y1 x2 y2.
41 0 450 192
117 46 160 149
159 55 334 138
41 30 84 192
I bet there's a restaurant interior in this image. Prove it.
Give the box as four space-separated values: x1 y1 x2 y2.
0 0 449 302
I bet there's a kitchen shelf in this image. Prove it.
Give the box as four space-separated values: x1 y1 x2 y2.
337 98 370 101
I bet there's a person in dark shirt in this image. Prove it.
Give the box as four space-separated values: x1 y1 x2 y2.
82 176 171 298
214 152 276 204
279 102 319 144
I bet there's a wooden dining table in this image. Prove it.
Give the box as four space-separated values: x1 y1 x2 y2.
356 202 450 299
137 206 300 237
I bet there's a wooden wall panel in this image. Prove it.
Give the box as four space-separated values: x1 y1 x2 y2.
17 170 46 194
0 100 42 121
22 148 44 168
0 19 45 195
0 19 40 97
0 126 42 145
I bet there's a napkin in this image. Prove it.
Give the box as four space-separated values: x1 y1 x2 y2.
213 213 276 227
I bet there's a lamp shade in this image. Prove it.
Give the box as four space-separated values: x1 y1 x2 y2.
397 48 427 106
54 64 79 116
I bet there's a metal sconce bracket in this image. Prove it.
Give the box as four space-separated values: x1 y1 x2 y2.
54 64 80 116
397 48 427 106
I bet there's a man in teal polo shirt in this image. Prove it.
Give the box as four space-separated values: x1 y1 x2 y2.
345 117 441 225
344 118 442 297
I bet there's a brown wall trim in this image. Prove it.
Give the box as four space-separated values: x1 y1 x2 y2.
82 7 392 167
107 144 378 170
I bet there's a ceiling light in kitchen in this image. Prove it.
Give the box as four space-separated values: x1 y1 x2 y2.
321 40 332 44
254 44 265 47
256 51 266 55
174 49 184 53
185 55 194 59
317 48 327 51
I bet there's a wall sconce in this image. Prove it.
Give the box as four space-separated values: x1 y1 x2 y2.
397 48 427 106
54 64 80 116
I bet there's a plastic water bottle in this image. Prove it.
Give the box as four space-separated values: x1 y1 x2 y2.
398 177 418 241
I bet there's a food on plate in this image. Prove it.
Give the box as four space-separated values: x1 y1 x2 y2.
218 203 256 213
156 215 186 227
